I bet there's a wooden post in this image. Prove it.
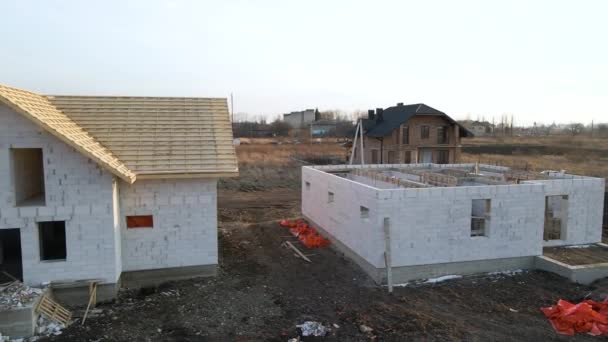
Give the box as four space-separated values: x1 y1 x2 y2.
349 121 360 165
81 281 98 325
453 124 460 163
359 119 365 165
383 217 393 293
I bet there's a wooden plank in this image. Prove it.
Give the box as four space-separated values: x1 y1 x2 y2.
81 282 98 325
383 218 393 294
282 241 312 263
2 271 19 281
35 294 71 326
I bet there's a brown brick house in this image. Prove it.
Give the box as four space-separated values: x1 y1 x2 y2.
354 103 473 164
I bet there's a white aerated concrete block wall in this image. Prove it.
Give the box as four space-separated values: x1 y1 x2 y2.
0 105 119 285
302 167 385 267
379 184 545 267
303 164 605 273
524 177 605 246
119 179 218 272
112 180 123 277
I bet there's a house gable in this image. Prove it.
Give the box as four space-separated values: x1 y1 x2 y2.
0 83 239 182
0 103 120 285
0 85 135 183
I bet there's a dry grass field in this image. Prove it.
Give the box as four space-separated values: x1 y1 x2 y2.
231 136 608 179
464 135 608 150
461 136 608 179
220 137 608 193
236 142 345 167
220 142 346 191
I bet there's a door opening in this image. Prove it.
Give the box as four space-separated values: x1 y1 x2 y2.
544 195 568 241
419 149 433 163
0 229 23 282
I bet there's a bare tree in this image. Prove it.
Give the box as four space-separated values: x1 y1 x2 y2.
569 123 585 136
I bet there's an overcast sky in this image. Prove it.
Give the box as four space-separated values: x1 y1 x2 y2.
1 0 607 125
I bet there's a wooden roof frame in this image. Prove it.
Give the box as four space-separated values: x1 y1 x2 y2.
0 85 136 183
0 84 239 183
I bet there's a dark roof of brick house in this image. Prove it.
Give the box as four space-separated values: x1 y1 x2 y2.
363 103 474 138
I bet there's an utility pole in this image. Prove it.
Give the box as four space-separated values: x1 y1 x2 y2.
230 93 234 123
230 93 235 138
511 115 514 136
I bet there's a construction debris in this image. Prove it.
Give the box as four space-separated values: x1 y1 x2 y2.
279 219 330 248
35 293 72 326
0 280 43 310
424 275 463 284
37 315 65 336
282 241 312 263
296 321 330 337
541 299 608 335
359 324 373 333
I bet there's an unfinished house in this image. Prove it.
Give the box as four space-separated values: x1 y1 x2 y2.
0 84 237 301
353 104 473 164
302 163 606 285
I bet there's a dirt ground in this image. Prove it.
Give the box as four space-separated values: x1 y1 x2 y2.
46 187 606 342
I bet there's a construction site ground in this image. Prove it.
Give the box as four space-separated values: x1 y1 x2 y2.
46 169 606 341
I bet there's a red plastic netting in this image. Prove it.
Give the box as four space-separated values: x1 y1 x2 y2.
279 219 331 248
541 299 608 336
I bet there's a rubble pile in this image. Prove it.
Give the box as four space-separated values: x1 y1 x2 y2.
296 321 331 337
0 281 43 310
36 315 64 337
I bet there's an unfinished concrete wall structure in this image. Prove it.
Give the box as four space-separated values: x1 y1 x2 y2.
0 104 221 289
302 163 605 284
0 83 238 303
119 178 218 286
0 104 120 287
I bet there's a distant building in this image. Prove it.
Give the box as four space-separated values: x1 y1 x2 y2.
310 119 337 137
283 108 318 129
461 120 493 136
354 103 473 165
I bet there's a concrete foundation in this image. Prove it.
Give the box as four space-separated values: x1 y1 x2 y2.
50 281 120 306
535 256 608 285
48 264 217 305
121 264 217 288
0 291 43 339
388 257 535 284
